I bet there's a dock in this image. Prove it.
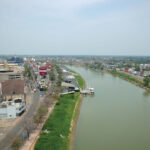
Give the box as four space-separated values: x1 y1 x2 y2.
59 91 75 95
80 88 94 95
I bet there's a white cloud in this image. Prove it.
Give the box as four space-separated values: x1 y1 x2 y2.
54 0 106 8
0 0 108 22
31 0 107 18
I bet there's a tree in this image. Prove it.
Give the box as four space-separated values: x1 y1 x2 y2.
23 118 36 139
143 77 150 86
49 72 55 81
135 64 140 71
33 106 48 124
11 137 23 150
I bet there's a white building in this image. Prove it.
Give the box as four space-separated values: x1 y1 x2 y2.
143 71 150 77
0 98 26 118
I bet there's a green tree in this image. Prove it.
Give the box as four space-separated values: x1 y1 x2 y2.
11 137 23 150
143 77 150 86
135 65 140 71
49 72 55 81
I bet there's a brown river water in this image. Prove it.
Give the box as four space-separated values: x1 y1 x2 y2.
70 66 150 150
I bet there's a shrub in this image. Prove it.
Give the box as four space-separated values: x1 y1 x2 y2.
11 137 23 150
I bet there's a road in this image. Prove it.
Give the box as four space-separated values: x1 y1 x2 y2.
0 90 41 150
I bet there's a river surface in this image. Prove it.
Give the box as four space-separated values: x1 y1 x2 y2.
70 66 150 150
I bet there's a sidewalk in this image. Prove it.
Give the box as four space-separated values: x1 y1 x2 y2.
21 104 55 150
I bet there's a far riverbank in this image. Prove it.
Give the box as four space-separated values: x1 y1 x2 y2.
77 64 150 93
107 70 150 92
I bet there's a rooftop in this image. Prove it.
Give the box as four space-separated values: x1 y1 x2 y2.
2 80 24 95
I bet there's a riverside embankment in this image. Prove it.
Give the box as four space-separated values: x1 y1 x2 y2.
34 70 85 150
107 70 150 92
70 66 150 150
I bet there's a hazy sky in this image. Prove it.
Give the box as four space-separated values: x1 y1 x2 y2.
0 0 150 55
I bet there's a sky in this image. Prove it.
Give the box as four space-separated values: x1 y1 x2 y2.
0 0 150 55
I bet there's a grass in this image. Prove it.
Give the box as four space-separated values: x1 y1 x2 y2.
75 74 85 89
34 94 80 150
107 70 144 85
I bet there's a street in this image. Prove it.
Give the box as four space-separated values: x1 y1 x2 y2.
0 91 41 150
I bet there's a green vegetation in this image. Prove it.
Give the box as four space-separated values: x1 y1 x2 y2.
70 70 85 89
108 70 143 85
11 137 23 150
49 72 55 81
34 106 48 124
55 65 62 86
84 61 104 70
108 70 150 90
143 76 150 86
75 74 85 89
24 64 33 80
49 65 56 81
135 64 140 71
34 94 80 150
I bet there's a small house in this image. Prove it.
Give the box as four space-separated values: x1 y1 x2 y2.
61 82 75 92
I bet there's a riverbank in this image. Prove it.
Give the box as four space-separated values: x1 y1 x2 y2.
107 70 150 92
34 70 85 150
69 72 85 150
70 69 85 89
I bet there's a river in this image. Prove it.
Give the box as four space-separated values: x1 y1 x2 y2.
70 66 150 150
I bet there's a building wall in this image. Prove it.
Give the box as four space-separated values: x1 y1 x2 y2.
0 107 7 118
3 94 24 101
7 106 16 118
0 106 16 118
0 73 23 82
0 74 9 82
0 103 26 118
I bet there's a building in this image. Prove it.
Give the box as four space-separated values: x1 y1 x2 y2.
143 71 150 77
0 83 2 102
39 67 47 76
45 62 51 70
0 71 23 82
64 75 75 83
1 80 25 101
7 57 24 65
0 61 24 82
38 79 48 90
61 82 75 92
0 98 26 118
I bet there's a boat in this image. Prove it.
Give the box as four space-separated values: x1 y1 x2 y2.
88 88 94 94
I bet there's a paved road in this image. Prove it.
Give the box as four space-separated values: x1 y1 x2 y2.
0 90 41 150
